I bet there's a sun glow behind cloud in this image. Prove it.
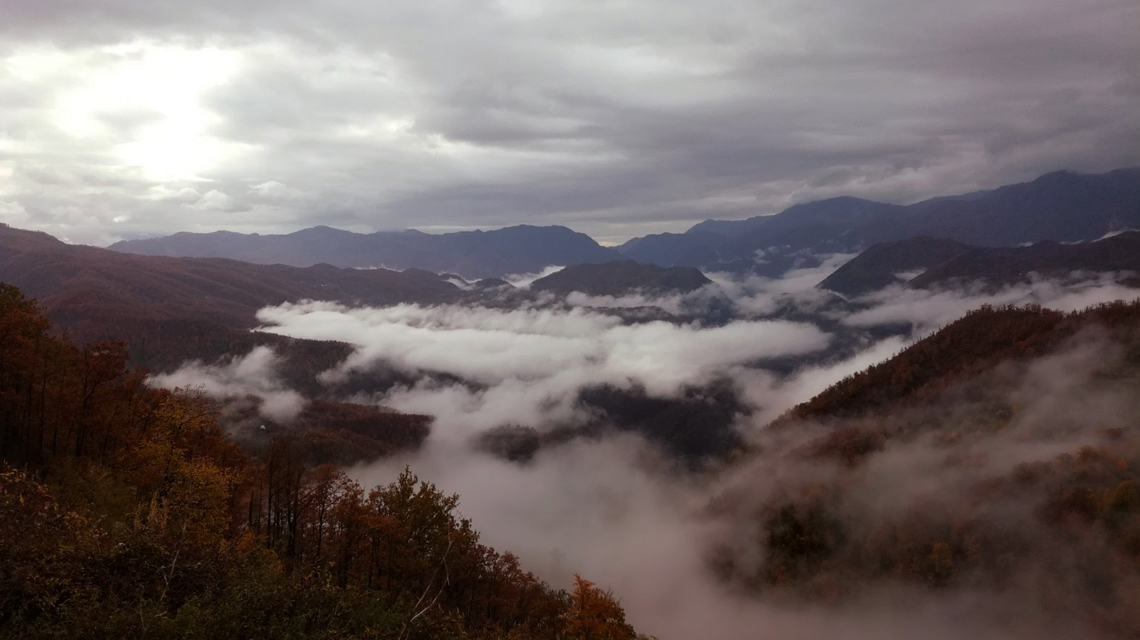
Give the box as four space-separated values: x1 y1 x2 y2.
1 0 1136 245
14 41 246 182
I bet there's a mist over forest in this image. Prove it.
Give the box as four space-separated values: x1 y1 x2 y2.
139 247 1140 639
3 172 1140 639
2 0 1139 636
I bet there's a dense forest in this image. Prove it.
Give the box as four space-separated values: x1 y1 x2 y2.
0 284 646 640
784 301 1140 421
6 271 1140 638
710 301 1140 637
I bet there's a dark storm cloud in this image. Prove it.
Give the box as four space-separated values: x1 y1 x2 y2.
0 0 1137 244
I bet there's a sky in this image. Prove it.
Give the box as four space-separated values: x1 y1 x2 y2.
1 0 1138 246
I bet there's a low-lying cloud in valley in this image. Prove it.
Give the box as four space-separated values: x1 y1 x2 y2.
146 256 1140 638
254 300 829 438
150 257 1140 447
6 0 1139 634
150 345 306 422
846 272 1140 331
347 330 1140 639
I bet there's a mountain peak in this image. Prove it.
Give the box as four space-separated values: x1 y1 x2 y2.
620 168 1140 269
531 260 712 297
110 223 619 279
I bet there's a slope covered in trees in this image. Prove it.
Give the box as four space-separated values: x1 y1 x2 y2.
531 261 712 297
909 231 1140 289
708 300 1140 638
0 223 462 369
819 231 1140 296
816 237 972 295
0 284 644 640
784 301 1140 421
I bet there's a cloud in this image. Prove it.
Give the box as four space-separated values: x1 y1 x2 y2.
0 0 1136 244
496 251 855 319
845 273 1140 331
707 252 858 316
136 250 1140 636
149 346 306 422
503 264 565 289
254 301 831 441
246 257 1138 444
188 189 236 211
559 281 737 318
347 331 1139 639
258 302 833 388
732 335 913 427
249 180 305 200
339 317 1140 634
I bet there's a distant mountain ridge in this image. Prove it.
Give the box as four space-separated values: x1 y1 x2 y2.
819 231 1140 295
530 261 713 297
2 223 735 370
910 231 1140 289
619 168 1140 268
0 223 465 370
108 169 1139 278
0 224 461 330
111 224 621 279
816 237 975 295
782 300 1140 422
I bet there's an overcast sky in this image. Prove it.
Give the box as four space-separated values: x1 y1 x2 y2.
1 0 1137 246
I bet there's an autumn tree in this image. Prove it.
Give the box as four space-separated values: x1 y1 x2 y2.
0 285 642 640
563 574 636 640
125 390 245 545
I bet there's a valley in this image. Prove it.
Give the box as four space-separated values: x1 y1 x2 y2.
2 168 1139 637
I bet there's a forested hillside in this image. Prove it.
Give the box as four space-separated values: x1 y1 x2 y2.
784 301 1140 421
0 284 645 640
710 301 1140 638
530 261 712 297
0 224 462 371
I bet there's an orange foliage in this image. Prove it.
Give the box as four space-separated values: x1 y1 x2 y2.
564 574 637 640
0 284 633 639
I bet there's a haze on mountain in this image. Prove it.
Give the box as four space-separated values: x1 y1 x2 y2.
3 1 1140 639
820 231 1140 295
5 205 1140 639
109 169 1140 278
529 261 712 298
621 168 1140 269
110 225 620 280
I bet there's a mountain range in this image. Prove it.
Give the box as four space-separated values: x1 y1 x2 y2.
621 168 1140 268
111 224 620 279
107 168 1140 277
1 224 726 372
0 224 465 329
8 173 1140 639
819 231 1140 295
0 223 465 371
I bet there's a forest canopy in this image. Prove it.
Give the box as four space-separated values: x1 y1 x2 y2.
0 283 645 640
